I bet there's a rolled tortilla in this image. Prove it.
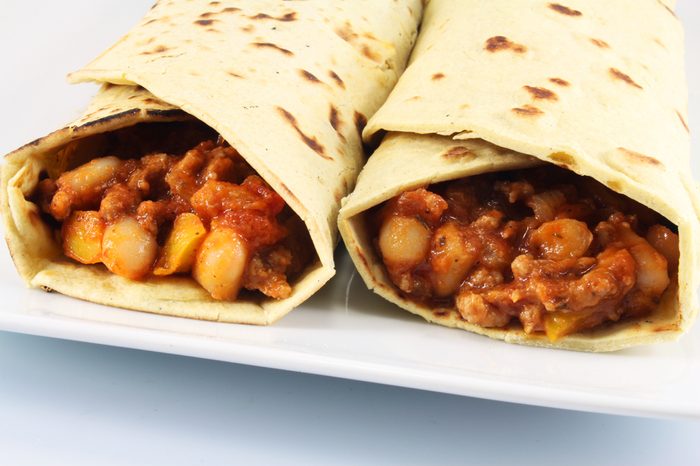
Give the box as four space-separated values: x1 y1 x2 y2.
338 0 700 350
1 0 422 324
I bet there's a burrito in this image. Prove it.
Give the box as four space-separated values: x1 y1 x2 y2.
1 0 422 324
338 0 700 350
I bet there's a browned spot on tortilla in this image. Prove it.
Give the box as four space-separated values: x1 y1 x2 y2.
354 111 368 135
657 0 677 18
485 36 527 53
277 182 301 207
329 105 342 133
432 73 445 80
209 1 220 4
335 22 358 43
251 12 297 21
653 37 667 49
227 71 243 79
207 28 221 33
221 7 240 13
606 180 623 192
442 146 475 159
252 42 293 56
653 323 679 332
40 285 55 293
199 12 215 18
144 18 158 25
512 105 544 116
299 69 321 83
549 152 576 168
276 107 331 160
609 68 643 89
355 246 370 270
524 86 558 101
549 77 570 86
677 111 689 133
361 44 381 62
194 19 216 26
328 70 345 88
240 25 254 33
363 32 378 40
143 97 158 104
590 38 610 48
619 147 662 166
141 45 169 55
405 95 422 102
548 3 582 16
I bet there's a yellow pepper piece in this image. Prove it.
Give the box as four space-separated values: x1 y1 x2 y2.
544 309 597 342
62 211 105 264
153 213 207 276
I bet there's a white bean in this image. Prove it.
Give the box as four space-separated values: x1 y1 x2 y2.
193 228 249 300
101 216 157 280
378 216 431 270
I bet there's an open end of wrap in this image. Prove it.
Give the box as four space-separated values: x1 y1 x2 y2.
339 133 692 351
2 107 328 325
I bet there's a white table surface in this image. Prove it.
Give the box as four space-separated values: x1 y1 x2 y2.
1 1 700 464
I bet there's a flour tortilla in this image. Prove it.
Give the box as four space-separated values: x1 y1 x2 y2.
2 0 422 324
338 0 699 350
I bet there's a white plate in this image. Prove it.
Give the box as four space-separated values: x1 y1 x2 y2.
2 240 700 420
1 0 700 421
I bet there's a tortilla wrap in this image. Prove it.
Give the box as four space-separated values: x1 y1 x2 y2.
338 0 699 350
2 0 422 324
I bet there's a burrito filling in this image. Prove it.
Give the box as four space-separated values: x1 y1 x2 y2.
34 134 313 301
374 166 679 341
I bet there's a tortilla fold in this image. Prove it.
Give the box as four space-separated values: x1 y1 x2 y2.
1 0 422 324
338 0 700 350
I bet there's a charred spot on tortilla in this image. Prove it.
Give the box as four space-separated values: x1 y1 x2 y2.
251 42 293 56
548 3 582 16
609 68 643 89
354 111 368 136
618 147 663 167
146 109 185 118
299 69 321 84
141 45 170 55
590 38 610 48
79 109 141 129
485 36 527 53
329 105 342 133
432 73 446 81
657 0 677 18
549 78 570 87
676 111 690 133
194 19 217 26
443 146 475 160
250 12 297 22
512 105 544 116
355 246 370 270
227 71 244 79
276 107 331 160
523 86 558 101
328 70 345 88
